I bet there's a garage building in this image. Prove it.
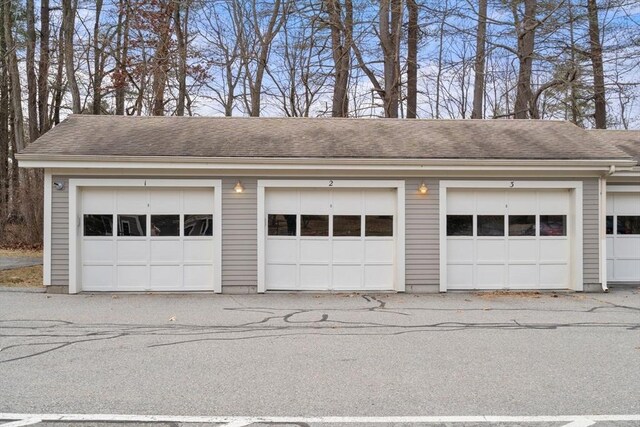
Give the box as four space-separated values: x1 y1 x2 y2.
17 116 639 294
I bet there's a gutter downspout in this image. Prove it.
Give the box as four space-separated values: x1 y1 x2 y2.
599 165 616 293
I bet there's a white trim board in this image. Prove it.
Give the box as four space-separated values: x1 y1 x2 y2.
257 179 405 293
43 171 52 287
607 185 640 192
67 179 222 294
439 180 584 292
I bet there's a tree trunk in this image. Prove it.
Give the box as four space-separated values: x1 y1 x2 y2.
151 1 175 116
114 0 129 116
62 0 81 114
0 0 8 233
327 0 352 117
379 0 403 118
38 0 51 133
26 0 39 141
471 0 487 119
174 1 189 116
587 0 606 128
406 0 418 119
52 24 65 125
92 0 104 115
513 0 537 119
4 0 26 152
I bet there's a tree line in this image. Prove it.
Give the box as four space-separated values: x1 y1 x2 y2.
1 0 639 245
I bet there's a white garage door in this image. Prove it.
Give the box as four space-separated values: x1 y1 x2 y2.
265 188 396 291
81 187 216 291
446 189 571 290
606 191 640 282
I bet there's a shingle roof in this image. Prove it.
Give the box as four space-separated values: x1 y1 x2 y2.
18 115 633 161
589 129 640 163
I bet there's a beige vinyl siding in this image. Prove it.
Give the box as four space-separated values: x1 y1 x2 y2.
51 177 70 286
583 178 600 284
405 178 439 287
222 178 257 289
49 175 601 291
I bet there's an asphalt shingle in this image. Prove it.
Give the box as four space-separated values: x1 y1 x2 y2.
18 115 633 161
589 129 640 163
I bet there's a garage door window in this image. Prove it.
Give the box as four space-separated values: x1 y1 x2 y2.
606 216 614 235
447 215 473 236
617 216 640 234
151 215 180 236
301 215 329 236
84 214 113 236
118 214 147 236
268 214 297 236
184 214 213 236
477 215 504 236
509 215 535 236
540 215 566 236
333 215 361 237
366 215 393 237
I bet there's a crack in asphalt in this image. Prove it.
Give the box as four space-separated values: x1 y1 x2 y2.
1 294 639 364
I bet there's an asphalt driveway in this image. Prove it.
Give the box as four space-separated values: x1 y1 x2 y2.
0 289 639 422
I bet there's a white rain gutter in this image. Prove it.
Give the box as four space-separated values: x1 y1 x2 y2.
599 165 618 293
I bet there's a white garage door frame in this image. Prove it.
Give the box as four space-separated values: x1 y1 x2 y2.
257 180 405 293
68 178 222 294
439 180 584 292
606 185 640 283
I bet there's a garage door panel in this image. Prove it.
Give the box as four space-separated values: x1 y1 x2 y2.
508 240 538 262
507 191 537 214
332 240 363 263
538 190 570 214
266 264 297 289
447 190 474 213
508 265 538 287
364 240 394 263
333 265 363 289
447 265 473 287
614 194 640 214
149 190 181 213
266 239 297 263
116 190 148 213
184 240 214 262
83 240 114 263
116 265 148 289
539 240 569 262
332 191 362 214
606 236 615 258
476 191 505 214
476 240 506 262
364 265 393 288
476 264 505 287
183 189 214 213
447 239 473 263
539 265 569 287
613 260 640 280
150 240 182 262
266 190 298 213
364 190 396 215
300 265 330 288
150 265 182 288
613 238 640 258
184 265 214 289
82 265 114 289
299 240 330 263
301 190 330 213
117 240 147 263
82 189 114 213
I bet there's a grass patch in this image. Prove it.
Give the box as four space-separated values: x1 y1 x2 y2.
0 247 43 258
0 265 44 287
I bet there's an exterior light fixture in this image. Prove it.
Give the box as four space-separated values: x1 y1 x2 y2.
54 181 65 191
234 181 244 193
418 182 428 195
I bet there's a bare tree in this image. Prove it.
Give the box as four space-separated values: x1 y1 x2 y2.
38 0 51 132
327 0 353 117
26 0 39 141
406 0 418 118
63 0 81 114
587 0 606 128
471 0 487 119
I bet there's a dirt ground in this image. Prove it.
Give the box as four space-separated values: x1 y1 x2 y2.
0 247 44 287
